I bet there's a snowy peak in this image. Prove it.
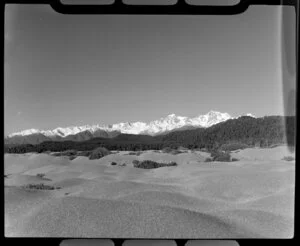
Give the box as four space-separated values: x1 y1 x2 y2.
6 111 256 144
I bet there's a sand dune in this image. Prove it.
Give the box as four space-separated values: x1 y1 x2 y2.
5 146 295 238
231 146 295 161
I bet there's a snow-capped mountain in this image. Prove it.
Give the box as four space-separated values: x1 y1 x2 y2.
5 111 255 145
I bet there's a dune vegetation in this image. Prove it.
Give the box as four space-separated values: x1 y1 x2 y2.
132 160 178 169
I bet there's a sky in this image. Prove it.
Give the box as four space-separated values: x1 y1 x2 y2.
4 4 296 135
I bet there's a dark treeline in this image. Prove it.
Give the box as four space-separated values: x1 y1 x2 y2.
160 116 295 149
4 116 295 154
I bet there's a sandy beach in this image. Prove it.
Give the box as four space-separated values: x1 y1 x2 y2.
5 146 295 238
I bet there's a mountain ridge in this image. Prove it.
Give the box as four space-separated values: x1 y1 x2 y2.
5 111 255 145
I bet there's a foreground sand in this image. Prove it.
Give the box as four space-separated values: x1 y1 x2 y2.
5 146 295 238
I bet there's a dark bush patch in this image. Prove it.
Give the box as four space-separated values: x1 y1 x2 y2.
89 147 111 160
36 173 45 178
126 151 143 156
211 151 231 162
231 158 239 162
162 147 173 153
36 173 51 181
133 160 177 169
111 162 117 165
204 158 213 162
51 150 78 157
282 156 295 161
23 183 61 190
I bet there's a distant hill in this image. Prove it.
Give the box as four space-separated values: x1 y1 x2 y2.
4 116 295 153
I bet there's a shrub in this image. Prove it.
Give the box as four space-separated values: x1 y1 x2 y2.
23 183 61 190
111 162 117 165
231 158 239 162
120 163 127 166
69 156 77 160
133 160 177 169
204 158 213 162
51 150 77 157
127 151 142 156
211 151 231 162
36 173 45 178
162 147 173 153
282 156 295 161
89 147 111 160
127 152 136 155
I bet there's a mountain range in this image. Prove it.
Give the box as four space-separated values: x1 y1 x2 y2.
5 111 255 145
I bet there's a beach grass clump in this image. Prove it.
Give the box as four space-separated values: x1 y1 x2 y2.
133 160 177 169
89 147 111 160
23 183 61 190
282 156 295 161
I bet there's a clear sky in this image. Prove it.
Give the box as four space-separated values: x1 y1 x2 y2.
4 4 295 135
